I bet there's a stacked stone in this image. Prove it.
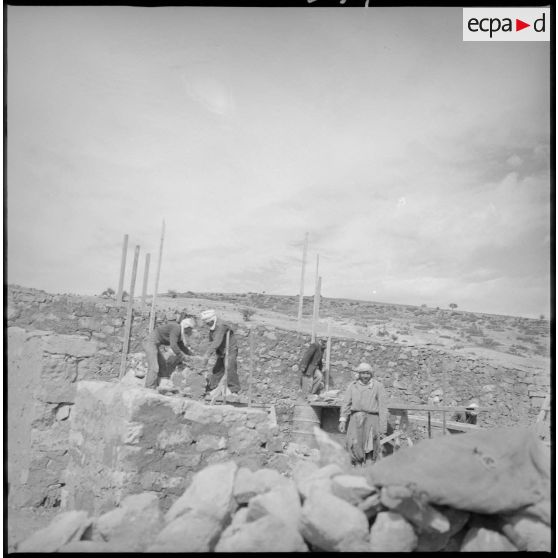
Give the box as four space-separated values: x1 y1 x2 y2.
15 428 551 553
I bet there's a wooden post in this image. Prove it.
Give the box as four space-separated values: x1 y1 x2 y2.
311 255 320 342
442 362 447 434
116 234 129 305
311 276 322 342
149 220 165 333
325 318 332 392
141 253 151 311
248 328 254 407
223 331 230 405
119 245 140 379
427 411 432 439
297 232 309 333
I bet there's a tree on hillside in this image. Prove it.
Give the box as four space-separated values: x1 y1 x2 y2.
449 303 458 310
167 289 178 299
101 287 115 298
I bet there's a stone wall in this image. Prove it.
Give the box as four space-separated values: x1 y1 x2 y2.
7 285 550 512
63 381 284 514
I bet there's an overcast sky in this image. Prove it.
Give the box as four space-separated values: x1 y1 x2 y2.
7 6 551 318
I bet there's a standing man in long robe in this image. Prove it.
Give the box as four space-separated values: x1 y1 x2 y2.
339 362 387 465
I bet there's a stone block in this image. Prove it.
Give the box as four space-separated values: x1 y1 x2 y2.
95 492 163 551
215 514 308 552
43 334 98 358
503 511 551 551
147 510 222 552
460 525 517 551
165 460 238 524
369 511 418 552
246 480 301 530
300 487 369 551
314 427 352 471
17 511 91 553
331 474 376 505
233 467 287 504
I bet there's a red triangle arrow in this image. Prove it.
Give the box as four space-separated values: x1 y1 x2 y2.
516 19 530 31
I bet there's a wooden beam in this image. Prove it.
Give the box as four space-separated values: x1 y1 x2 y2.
116 234 129 305
119 244 140 379
149 220 165 333
222 330 230 405
141 252 151 311
248 328 254 407
325 318 332 391
311 255 319 342
297 232 308 333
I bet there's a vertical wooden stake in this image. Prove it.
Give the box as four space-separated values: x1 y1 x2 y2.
223 331 230 405
116 234 129 305
312 276 322 342
325 318 332 392
149 220 166 333
248 328 254 407
427 411 432 439
442 362 448 435
119 245 140 379
141 253 151 311
297 232 309 334
311 255 320 342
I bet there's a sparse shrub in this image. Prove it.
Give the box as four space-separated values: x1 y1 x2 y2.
101 287 115 298
241 307 256 321
449 303 458 310
167 290 178 299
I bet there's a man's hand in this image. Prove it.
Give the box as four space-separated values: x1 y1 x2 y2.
338 421 346 434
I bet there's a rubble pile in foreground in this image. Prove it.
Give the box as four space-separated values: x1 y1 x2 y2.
14 426 551 552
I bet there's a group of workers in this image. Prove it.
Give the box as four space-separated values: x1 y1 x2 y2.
142 309 240 397
143 314 480 467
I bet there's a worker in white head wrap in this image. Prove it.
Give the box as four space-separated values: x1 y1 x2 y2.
142 313 195 390
200 309 241 394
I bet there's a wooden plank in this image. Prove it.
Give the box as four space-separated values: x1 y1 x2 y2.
297 232 308 333
222 330 230 405
248 329 254 407
141 252 150 310
116 234 129 305
119 244 140 379
325 318 332 392
148 220 165 333
311 255 319 342
408 414 479 432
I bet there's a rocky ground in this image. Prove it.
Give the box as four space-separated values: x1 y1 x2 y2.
12 426 551 553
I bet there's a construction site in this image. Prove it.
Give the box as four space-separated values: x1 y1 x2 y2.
6 226 552 553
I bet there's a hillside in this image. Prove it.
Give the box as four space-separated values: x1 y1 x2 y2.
161 290 550 373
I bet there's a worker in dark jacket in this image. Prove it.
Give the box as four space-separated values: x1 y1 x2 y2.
298 338 327 395
143 318 194 389
200 309 240 394
453 401 480 425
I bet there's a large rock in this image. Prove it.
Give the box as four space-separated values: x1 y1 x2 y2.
331 474 376 505
295 463 342 500
95 492 163 551
460 525 518 551
369 511 418 552
300 487 369 551
246 480 302 530
313 427 352 470
215 514 308 552
366 427 550 515
233 467 288 504
503 511 552 551
165 460 238 523
17 511 91 553
146 510 222 552
380 486 450 534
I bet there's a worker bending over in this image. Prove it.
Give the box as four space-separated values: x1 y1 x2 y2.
143 317 195 390
298 338 327 396
200 309 241 395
